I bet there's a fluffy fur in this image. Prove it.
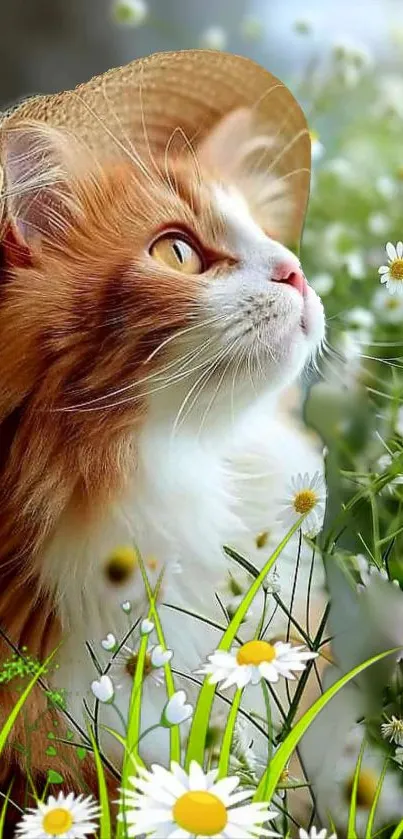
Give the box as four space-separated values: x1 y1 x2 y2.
0 110 326 814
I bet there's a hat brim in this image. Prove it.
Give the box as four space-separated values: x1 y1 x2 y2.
1 50 310 248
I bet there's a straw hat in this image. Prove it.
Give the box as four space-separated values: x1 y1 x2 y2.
0 50 310 247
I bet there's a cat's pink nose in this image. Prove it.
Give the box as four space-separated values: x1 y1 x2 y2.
271 262 307 296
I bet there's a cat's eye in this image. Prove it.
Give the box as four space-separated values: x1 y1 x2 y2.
149 234 204 274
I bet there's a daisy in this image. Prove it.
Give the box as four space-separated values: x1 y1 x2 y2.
381 715 403 746
372 287 403 323
299 830 337 838
197 640 317 690
15 792 100 838
378 242 403 295
277 471 326 535
118 760 279 838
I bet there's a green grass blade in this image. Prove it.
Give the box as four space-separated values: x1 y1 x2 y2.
87 726 111 839
347 740 365 839
217 688 242 779
254 648 399 802
0 646 59 757
117 628 148 839
391 818 403 839
365 758 388 839
137 555 180 763
0 783 13 839
185 519 303 769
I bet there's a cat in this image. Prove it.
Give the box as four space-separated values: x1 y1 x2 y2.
0 108 326 815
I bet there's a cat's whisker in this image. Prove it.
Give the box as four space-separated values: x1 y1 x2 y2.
145 313 227 362
196 338 243 438
54 315 229 410
170 342 233 438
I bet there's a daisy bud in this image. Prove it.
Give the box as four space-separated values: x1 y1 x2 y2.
121 600 132 613
161 690 193 727
151 644 173 668
101 633 117 651
140 619 154 636
91 675 114 703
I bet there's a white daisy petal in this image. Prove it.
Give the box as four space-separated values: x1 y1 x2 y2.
398 241 403 258
15 791 100 838
386 241 397 260
119 762 278 839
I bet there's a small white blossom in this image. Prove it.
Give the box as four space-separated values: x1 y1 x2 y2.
197 640 317 690
161 690 193 726
15 792 100 839
151 644 173 668
368 213 389 236
372 287 403 323
376 176 398 200
311 273 334 296
91 674 114 703
140 618 154 636
121 600 131 613
200 26 227 50
345 251 366 279
381 716 403 746
101 633 117 652
277 471 326 535
379 242 403 296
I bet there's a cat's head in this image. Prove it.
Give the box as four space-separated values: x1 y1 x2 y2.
0 111 325 435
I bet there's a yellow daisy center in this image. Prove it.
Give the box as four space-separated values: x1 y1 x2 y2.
345 769 378 809
293 488 317 515
173 791 228 836
389 258 403 281
42 808 73 836
236 639 276 666
104 545 138 584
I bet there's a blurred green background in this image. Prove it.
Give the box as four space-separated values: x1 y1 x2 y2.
2 0 403 567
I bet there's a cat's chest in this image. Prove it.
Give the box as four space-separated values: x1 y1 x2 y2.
40 429 240 639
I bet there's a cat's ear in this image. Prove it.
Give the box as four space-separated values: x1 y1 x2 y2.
1 120 85 254
196 108 258 177
197 108 294 243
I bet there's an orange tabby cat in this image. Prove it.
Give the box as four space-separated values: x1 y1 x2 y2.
0 51 326 823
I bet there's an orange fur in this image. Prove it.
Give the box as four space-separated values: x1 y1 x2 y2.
0 128 250 817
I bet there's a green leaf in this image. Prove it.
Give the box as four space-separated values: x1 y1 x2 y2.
391 818 403 839
365 758 388 839
347 740 365 839
186 519 303 769
47 770 64 785
137 554 180 764
217 689 242 779
87 725 111 839
0 782 13 839
254 648 400 802
0 647 59 759
76 746 87 761
45 745 57 757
